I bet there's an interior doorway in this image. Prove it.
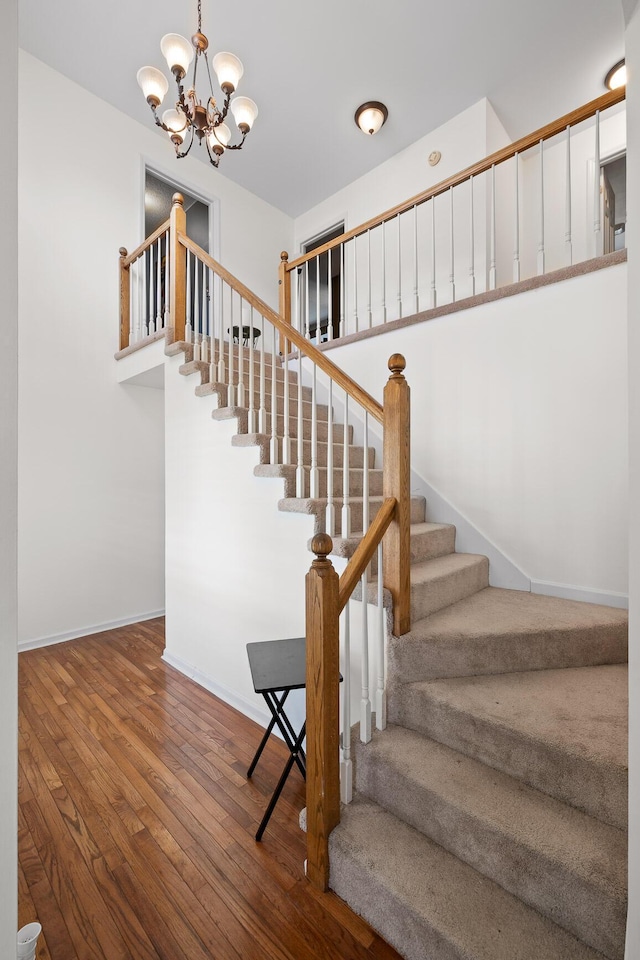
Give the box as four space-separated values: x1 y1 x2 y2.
601 153 626 255
301 222 345 342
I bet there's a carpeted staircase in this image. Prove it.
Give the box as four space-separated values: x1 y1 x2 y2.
170 338 628 960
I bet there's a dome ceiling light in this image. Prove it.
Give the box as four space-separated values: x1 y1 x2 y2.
604 59 626 91
354 101 388 136
137 0 258 169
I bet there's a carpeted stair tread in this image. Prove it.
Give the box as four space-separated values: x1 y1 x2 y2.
253 463 384 498
393 664 627 829
353 725 626 958
329 797 607 960
278 494 426 535
409 553 489 620
389 587 629 682
331 521 456 563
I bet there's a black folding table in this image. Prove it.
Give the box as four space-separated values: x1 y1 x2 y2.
246 637 307 841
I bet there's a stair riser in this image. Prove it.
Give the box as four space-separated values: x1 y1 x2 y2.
285 441 375 469
411 526 456 564
391 689 627 831
353 741 626 959
389 622 629 684
332 497 426 538
246 414 353 444
196 380 313 403
411 559 489 621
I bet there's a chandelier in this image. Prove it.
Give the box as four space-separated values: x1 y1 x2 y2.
136 0 258 168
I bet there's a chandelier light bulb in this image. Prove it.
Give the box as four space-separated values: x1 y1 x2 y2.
210 123 231 147
230 96 258 132
137 66 169 106
162 108 187 135
160 33 194 77
212 52 244 94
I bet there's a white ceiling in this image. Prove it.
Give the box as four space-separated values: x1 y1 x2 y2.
18 0 625 217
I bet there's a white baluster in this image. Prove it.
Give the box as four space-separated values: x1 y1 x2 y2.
327 247 333 342
140 252 146 341
538 139 545 276
148 249 156 336
341 394 351 537
201 263 209 364
413 205 419 314
310 362 319 498
185 249 192 342
565 124 573 266
193 257 200 360
449 186 456 302
375 541 386 730
296 353 305 497
489 165 497 291
381 220 387 323
217 274 225 382
360 569 372 744
513 152 521 282
259 312 267 434
340 602 353 804
283 326 291 465
163 229 170 329
360 408 371 739
430 199 437 309
325 378 335 536
237 297 245 407
248 306 257 432
353 236 358 332
315 253 321 344
305 260 310 339
367 229 372 328
469 176 476 296
594 109 601 256
227 290 236 406
155 237 162 333
396 213 402 319
270 322 278 463
340 244 346 338
129 257 135 345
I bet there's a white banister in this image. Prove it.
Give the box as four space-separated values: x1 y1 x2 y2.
413 204 419 315
186 249 192 342
513 152 521 283
296 351 304 497
381 220 387 323
341 394 351 537
489 165 497 291
375 541 386 730
326 378 335 536
537 139 545 276
227 289 236 406
469 176 475 297
449 186 455 303
565 125 573 265
237 297 245 407
430 198 436 309
340 602 353 804
270 321 278 463
594 109 601 256
396 212 402 319
310 362 319 498
366 229 372 328
283 337 291 465
353 236 359 332
155 236 162 333
248 306 256 432
259 310 267 434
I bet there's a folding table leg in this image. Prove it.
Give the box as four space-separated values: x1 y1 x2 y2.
247 690 291 778
255 722 306 842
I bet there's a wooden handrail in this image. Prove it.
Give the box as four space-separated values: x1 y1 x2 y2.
338 497 396 610
123 218 171 267
178 232 384 424
285 87 626 271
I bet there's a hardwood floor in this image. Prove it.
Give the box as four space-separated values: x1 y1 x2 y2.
18 618 401 960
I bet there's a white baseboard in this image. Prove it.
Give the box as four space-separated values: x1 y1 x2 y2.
530 579 629 609
161 650 272 730
18 610 166 652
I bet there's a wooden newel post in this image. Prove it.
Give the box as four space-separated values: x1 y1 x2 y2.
278 251 291 356
169 193 187 344
119 247 130 351
383 354 411 636
305 533 341 892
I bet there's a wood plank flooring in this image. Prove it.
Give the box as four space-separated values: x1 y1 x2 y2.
18 618 401 960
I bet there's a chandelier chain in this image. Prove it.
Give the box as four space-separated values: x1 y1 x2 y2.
198 0 202 33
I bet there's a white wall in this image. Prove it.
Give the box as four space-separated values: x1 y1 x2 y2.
163 356 312 730
0 2 18 952
625 2 640 955
326 264 628 603
17 52 294 646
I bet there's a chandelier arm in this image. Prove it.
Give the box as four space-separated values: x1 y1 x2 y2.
217 129 249 152
204 136 221 168
174 124 196 159
150 103 171 133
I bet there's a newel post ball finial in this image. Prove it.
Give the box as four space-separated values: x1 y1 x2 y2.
119 247 128 258
280 251 289 262
172 192 185 207
388 353 406 380
311 533 333 564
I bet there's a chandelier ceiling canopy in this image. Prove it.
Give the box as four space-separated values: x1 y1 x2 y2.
137 0 258 168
